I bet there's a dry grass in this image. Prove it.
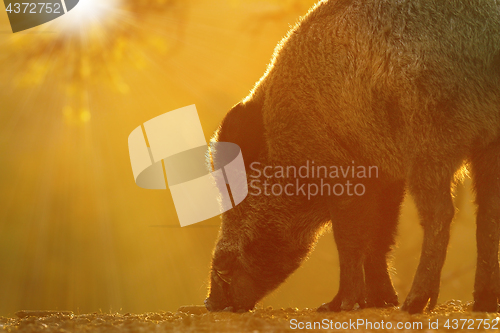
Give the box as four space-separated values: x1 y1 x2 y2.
2 301 499 333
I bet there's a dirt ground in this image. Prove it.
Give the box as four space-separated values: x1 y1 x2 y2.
1 301 499 333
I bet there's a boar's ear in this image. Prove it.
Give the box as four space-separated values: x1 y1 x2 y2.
216 99 265 170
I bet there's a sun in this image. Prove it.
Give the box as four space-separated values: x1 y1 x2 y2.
54 0 124 35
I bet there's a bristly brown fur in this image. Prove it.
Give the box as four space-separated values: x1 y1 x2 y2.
205 0 500 314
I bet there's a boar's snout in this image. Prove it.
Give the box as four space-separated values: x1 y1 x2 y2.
205 271 232 312
204 297 227 312
205 264 261 312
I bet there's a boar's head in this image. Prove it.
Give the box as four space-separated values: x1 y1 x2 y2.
205 195 318 312
205 99 323 311
205 100 270 312
204 234 263 312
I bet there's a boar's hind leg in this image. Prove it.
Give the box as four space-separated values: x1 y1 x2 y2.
317 194 379 312
471 140 500 312
402 161 455 314
364 180 405 308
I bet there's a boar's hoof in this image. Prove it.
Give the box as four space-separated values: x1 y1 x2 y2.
401 297 427 314
473 293 499 312
317 295 366 312
401 290 437 314
317 303 337 312
365 294 399 308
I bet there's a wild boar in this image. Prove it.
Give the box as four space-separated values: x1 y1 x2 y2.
205 0 500 314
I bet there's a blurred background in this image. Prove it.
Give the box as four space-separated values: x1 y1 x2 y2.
0 0 478 316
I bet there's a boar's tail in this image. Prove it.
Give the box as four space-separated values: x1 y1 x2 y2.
213 96 266 171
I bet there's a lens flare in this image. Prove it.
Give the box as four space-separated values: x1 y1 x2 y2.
54 0 123 34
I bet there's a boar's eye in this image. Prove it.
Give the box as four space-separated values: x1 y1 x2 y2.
216 269 232 284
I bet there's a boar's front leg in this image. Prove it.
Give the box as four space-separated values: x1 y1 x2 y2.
318 193 378 312
364 180 405 308
471 139 500 312
402 161 455 314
